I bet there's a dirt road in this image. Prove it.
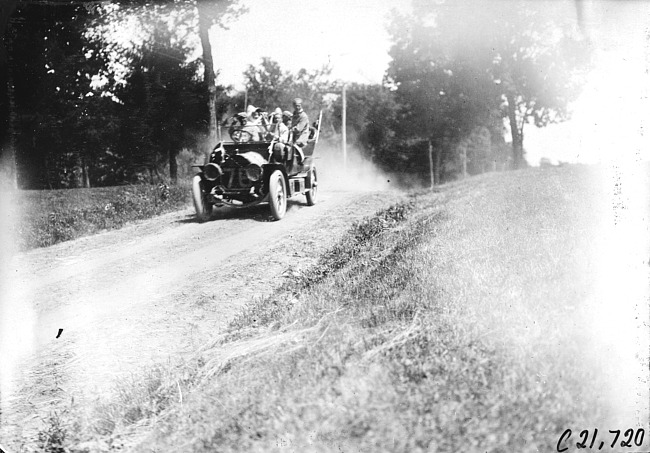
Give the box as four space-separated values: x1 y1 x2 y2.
0 186 403 445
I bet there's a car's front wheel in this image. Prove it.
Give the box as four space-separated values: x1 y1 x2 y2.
192 174 212 222
268 170 287 220
306 166 318 206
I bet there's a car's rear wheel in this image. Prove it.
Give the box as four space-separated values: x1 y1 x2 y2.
192 174 212 221
306 166 318 206
268 170 287 220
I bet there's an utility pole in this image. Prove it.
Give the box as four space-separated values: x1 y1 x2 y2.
461 145 467 179
428 140 434 188
342 84 347 171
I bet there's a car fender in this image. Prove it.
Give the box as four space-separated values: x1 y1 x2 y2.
263 164 289 194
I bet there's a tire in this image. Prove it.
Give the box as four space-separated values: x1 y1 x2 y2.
268 170 287 220
192 174 212 221
306 166 318 206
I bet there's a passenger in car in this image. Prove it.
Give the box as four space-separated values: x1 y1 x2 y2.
290 98 309 164
282 111 292 128
246 105 263 125
269 108 289 142
267 108 288 161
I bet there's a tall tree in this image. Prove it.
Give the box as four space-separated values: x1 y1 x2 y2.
243 58 337 131
2 0 246 188
243 57 294 109
330 83 398 161
391 0 588 169
115 20 206 183
386 9 502 182
5 1 102 188
111 0 246 149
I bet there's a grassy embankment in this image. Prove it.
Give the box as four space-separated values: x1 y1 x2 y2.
37 166 621 453
5 183 191 251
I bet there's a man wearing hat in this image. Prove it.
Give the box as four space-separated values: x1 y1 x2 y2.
290 98 309 164
282 110 292 128
230 111 262 141
268 108 289 162
246 105 263 125
269 107 289 143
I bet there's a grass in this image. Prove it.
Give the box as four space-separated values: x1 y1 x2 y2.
4 183 192 251
27 165 638 452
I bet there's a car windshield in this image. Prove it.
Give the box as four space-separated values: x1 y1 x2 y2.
219 123 270 143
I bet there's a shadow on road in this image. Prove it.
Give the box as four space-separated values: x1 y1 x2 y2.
176 199 309 224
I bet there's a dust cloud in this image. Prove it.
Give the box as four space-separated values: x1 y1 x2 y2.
312 143 397 193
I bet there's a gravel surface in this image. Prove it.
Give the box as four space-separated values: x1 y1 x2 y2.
0 187 404 445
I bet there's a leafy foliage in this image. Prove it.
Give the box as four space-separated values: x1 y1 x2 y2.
243 57 338 134
2 0 242 189
113 15 208 183
7 2 99 188
387 0 589 168
2 0 589 190
10 183 191 250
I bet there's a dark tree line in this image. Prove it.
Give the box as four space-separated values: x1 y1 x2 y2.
1 0 242 189
0 0 588 190
341 0 588 185
245 1 588 186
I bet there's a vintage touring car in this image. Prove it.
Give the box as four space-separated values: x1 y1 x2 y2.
191 112 320 221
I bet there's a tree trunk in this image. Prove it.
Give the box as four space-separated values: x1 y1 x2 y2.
435 147 442 184
428 139 434 188
82 158 90 188
461 144 467 178
169 146 178 184
431 140 442 185
197 0 217 148
506 93 524 169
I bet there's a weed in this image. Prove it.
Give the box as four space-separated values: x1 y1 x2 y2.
8 183 192 251
226 200 417 334
37 412 68 453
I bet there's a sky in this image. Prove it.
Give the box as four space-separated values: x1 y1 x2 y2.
208 0 649 167
209 0 399 88
524 1 650 166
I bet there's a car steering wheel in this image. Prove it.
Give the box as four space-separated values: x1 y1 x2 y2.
230 129 254 143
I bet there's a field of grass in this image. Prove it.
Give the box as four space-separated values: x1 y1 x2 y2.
29 165 648 452
4 183 192 251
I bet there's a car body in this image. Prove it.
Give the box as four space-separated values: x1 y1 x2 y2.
191 113 320 221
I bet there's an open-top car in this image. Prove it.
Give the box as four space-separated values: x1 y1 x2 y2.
191 112 320 221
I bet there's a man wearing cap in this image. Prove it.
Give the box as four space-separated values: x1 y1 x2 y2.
290 98 309 164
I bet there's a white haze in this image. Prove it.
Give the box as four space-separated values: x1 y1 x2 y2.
0 190 36 416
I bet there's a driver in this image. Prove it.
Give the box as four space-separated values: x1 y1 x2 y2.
230 113 262 142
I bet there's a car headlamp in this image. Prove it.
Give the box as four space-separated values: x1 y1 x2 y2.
245 164 262 182
204 163 223 181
